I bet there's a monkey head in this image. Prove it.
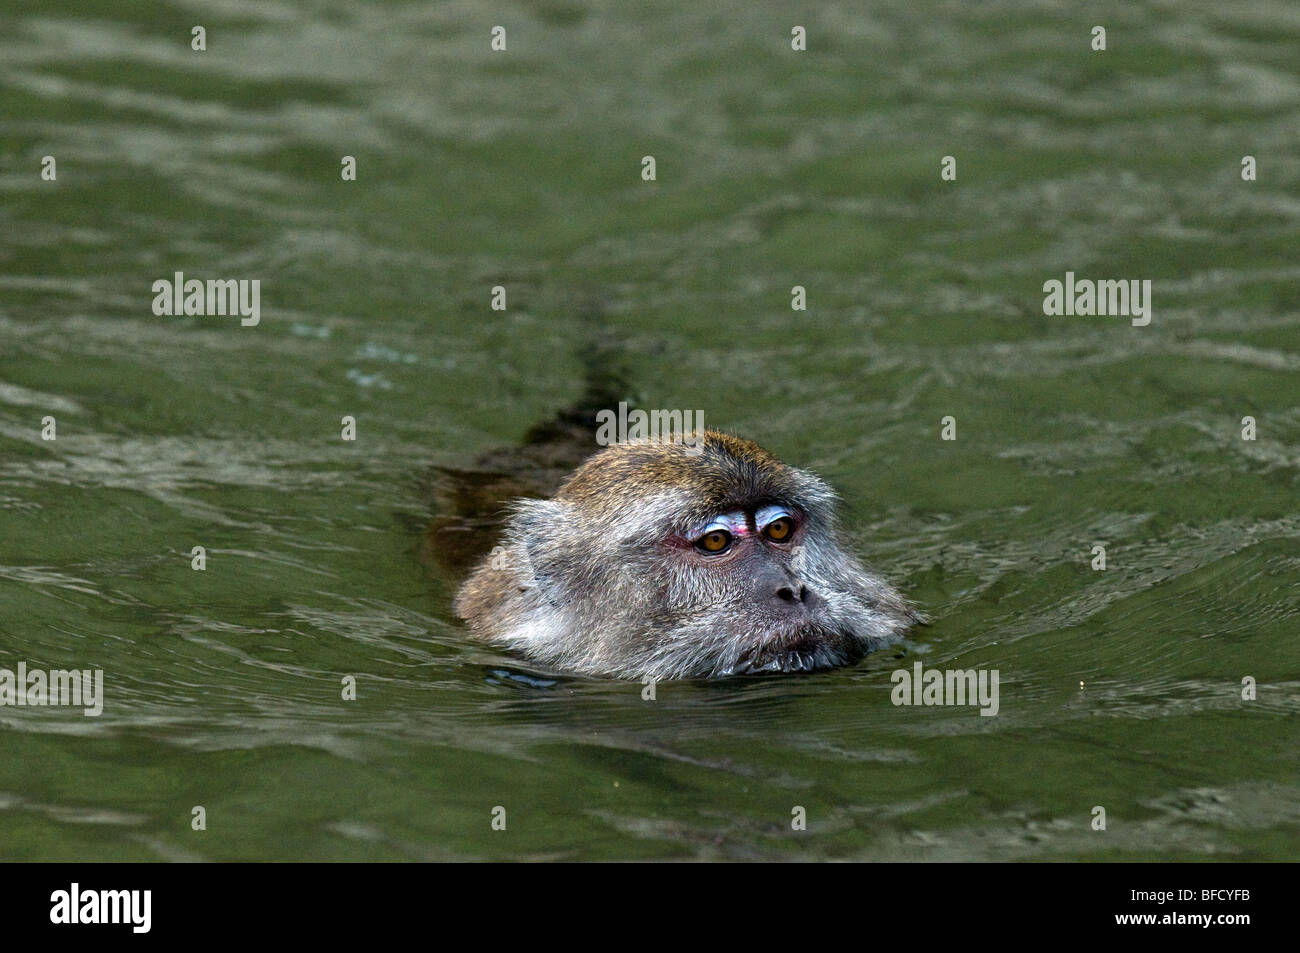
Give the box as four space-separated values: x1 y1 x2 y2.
454 431 918 679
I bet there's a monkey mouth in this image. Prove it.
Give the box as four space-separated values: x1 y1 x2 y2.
718 627 858 677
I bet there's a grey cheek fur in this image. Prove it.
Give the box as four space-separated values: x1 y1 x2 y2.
475 512 911 680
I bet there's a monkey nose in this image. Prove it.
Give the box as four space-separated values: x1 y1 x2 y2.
775 585 807 604
757 564 819 614
772 583 822 615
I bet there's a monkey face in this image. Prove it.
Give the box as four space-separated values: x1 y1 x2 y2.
454 431 919 680
652 502 911 677
666 504 834 673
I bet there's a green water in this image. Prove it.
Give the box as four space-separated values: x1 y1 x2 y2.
1 0 1297 861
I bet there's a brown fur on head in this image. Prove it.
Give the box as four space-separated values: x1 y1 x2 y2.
454 430 919 679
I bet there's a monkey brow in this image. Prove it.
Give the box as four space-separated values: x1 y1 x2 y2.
692 510 749 538
687 498 801 538
684 492 792 525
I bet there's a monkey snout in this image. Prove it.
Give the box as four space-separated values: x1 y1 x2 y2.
749 562 822 616
769 581 823 615
775 584 806 604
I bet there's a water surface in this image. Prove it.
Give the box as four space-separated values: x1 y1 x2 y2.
1 0 1297 860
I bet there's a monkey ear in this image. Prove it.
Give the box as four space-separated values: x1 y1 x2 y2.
506 498 579 608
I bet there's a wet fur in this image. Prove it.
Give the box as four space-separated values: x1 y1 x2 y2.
454 431 919 679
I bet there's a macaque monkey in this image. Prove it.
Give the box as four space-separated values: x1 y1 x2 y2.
454 431 920 679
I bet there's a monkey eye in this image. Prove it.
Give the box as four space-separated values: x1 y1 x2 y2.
762 517 793 542
756 506 796 543
695 529 732 554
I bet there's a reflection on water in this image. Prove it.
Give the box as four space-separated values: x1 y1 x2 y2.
0 0 1297 860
